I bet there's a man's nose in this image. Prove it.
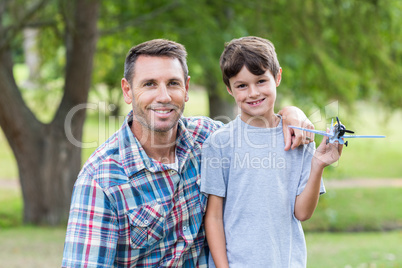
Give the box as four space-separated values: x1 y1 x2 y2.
156 85 172 103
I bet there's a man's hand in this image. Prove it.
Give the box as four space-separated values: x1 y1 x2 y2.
279 106 315 151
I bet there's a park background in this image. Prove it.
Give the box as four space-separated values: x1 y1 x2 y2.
0 0 401 267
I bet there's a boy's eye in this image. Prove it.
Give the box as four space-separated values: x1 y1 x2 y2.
257 79 267 84
237 84 247 89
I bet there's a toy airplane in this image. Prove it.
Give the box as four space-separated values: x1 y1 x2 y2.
289 117 385 147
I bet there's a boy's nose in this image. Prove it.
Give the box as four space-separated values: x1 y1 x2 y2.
248 85 260 98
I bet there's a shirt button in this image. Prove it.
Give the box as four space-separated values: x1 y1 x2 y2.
183 226 187 231
144 220 149 225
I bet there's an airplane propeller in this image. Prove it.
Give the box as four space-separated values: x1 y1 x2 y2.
336 116 355 137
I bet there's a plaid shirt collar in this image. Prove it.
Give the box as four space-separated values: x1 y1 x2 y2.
119 111 195 177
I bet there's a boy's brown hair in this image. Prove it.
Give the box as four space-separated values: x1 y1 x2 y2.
220 36 280 90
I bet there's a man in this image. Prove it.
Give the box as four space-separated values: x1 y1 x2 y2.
62 39 314 267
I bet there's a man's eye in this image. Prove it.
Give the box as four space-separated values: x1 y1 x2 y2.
168 81 180 86
144 82 155 87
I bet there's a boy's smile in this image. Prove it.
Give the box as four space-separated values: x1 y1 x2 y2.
228 65 282 128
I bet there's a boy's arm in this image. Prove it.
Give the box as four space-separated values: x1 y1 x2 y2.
205 195 229 268
278 106 315 151
294 136 343 221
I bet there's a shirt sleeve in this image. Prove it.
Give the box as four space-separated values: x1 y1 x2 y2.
200 136 228 197
296 142 326 196
62 176 118 268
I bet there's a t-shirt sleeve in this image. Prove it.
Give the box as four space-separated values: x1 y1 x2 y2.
296 142 326 196
200 136 227 197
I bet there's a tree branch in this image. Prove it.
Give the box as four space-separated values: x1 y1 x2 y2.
53 0 99 126
99 1 181 36
0 0 51 52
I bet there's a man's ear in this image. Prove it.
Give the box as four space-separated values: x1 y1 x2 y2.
121 78 132 104
185 76 190 102
276 68 282 87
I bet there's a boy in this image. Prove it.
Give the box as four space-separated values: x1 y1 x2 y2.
200 36 343 267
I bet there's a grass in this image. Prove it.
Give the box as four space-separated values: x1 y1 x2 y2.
0 226 400 268
0 189 23 228
0 226 66 268
302 187 402 232
306 231 402 267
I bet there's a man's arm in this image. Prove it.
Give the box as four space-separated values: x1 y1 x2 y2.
278 106 315 151
294 135 343 221
204 195 229 268
62 177 119 267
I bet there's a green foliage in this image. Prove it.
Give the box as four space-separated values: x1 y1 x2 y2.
4 0 402 121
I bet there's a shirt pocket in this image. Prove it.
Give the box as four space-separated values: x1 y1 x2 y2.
126 201 166 249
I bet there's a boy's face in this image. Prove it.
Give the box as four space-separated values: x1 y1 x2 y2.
227 65 282 125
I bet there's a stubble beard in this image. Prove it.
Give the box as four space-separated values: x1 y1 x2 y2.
133 105 184 133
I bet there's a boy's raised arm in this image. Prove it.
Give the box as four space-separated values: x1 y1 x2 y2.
278 106 315 151
205 195 230 268
294 135 343 221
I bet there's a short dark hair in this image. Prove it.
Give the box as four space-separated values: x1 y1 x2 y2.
220 36 280 90
124 39 189 85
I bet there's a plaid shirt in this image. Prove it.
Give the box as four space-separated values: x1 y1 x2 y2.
62 111 222 267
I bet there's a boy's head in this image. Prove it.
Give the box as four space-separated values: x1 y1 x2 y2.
220 36 280 91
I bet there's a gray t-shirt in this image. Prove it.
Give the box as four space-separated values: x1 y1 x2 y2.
200 116 325 268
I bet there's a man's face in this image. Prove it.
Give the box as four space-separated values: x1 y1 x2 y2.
122 55 189 133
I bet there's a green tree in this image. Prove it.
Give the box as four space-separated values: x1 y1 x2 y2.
0 0 99 225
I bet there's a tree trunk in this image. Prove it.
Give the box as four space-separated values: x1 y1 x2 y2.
205 71 236 123
0 0 99 225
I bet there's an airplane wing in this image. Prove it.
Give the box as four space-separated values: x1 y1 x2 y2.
288 126 332 137
343 135 386 139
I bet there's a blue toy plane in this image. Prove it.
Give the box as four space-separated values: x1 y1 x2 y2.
289 117 385 147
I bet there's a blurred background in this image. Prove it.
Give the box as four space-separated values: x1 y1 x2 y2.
0 0 401 267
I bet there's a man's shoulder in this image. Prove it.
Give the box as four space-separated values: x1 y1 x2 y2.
180 116 223 142
78 131 124 188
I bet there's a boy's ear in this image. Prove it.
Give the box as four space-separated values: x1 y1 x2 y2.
276 68 282 87
226 86 233 96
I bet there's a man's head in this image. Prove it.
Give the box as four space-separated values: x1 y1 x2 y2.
220 36 280 91
121 39 190 135
124 39 189 86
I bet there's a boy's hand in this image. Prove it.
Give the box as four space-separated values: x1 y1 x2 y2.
279 106 315 150
313 129 343 168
